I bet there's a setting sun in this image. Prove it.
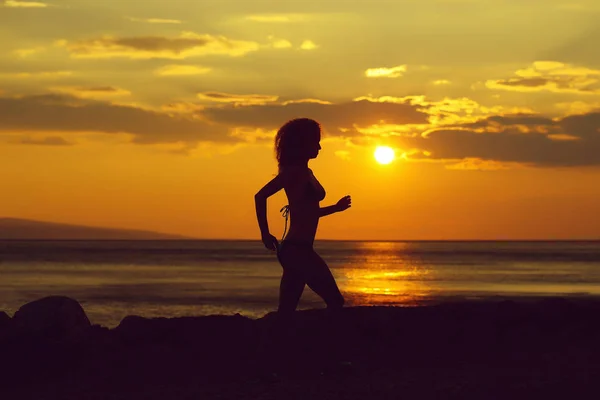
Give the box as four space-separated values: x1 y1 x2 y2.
374 146 395 165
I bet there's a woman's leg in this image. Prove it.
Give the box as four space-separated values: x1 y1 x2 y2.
304 250 345 310
278 267 305 314
277 244 306 315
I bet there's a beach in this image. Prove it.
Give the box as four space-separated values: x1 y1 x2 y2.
2 296 600 399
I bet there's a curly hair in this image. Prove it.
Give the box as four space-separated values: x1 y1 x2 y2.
274 118 321 168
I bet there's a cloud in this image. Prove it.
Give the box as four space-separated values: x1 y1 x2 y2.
127 17 182 24
51 86 132 99
365 65 407 78
161 102 206 114
555 101 600 115
485 61 600 95
154 64 211 76
394 111 600 167
245 14 307 23
281 98 333 106
299 40 318 50
356 95 534 127
267 36 293 49
56 33 261 59
6 89 598 167
0 94 231 145
16 136 72 146
445 158 513 171
0 71 73 79
203 97 430 135
197 92 279 106
3 0 47 7
432 79 451 85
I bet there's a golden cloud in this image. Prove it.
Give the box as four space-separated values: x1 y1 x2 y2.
51 86 131 99
197 92 279 106
300 40 318 50
127 17 182 24
365 65 407 78
56 33 261 59
229 127 275 143
3 0 47 7
555 101 600 116
432 79 451 85
245 14 307 23
281 98 333 105
445 158 513 171
354 95 534 127
267 36 293 49
154 64 211 76
0 70 73 79
486 61 600 95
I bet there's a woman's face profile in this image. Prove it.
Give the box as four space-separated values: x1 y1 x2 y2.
308 137 321 159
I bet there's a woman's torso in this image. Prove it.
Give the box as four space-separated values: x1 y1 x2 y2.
282 167 325 243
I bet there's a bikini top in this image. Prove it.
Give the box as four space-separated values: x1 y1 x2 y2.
279 168 325 241
307 169 326 202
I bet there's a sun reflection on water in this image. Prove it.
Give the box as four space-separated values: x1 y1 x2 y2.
339 241 434 306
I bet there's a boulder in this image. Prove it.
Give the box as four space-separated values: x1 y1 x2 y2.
0 311 10 330
12 296 91 339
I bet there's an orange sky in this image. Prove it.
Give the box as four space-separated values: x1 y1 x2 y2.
1 0 600 240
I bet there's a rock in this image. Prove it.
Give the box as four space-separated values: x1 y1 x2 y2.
0 311 10 330
12 296 91 339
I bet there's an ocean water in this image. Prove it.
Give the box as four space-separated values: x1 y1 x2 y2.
2 240 600 327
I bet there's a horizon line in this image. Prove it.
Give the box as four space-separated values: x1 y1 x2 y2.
1 238 600 242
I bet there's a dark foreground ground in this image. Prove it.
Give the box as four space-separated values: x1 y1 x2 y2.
2 296 600 399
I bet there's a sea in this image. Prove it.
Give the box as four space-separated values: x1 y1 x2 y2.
2 240 600 328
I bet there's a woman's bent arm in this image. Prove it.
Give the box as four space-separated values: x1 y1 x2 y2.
254 193 270 235
254 175 285 250
319 205 340 218
320 195 351 217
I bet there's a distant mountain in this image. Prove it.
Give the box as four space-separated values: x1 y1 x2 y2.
0 218 194 240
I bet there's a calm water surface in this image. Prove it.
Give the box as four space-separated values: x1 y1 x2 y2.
2 240 600 327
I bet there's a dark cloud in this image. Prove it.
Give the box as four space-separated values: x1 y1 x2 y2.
3 91 599 167
559 112 600 140
493 78 550 87
0 94 231 144
112 36 209 52
401 112 600 167
457 114 556 130
197 92 279 105
59 33 260 59
78 86 122 93
204 99 430 135
17 136 72 146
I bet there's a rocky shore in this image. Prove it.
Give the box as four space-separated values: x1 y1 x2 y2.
2 296 600 399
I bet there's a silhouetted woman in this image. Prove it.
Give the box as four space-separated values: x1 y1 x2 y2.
254 118 351 317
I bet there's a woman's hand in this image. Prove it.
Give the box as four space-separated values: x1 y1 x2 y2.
261 232 279 251
336 195 352 212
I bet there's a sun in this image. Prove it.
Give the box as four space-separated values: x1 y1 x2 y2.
374 146 395 164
